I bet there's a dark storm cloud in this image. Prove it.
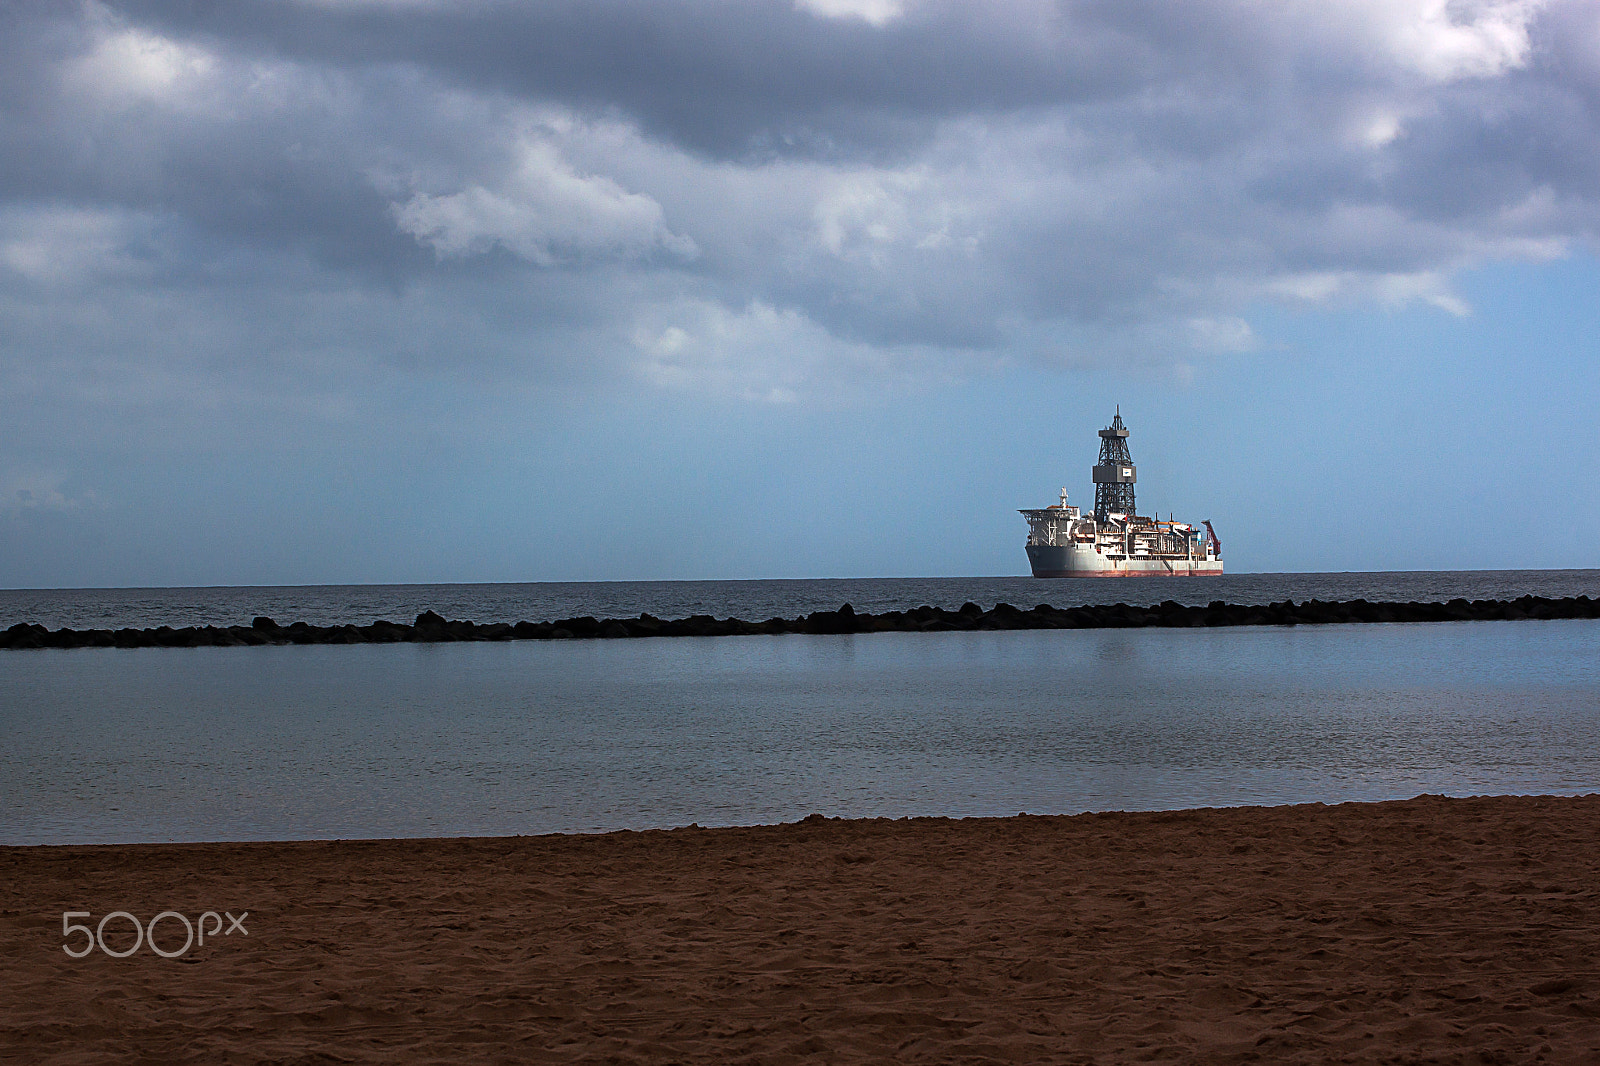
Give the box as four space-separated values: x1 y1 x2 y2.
1 0 1597 410
109 0 1158 159
0 16 428 285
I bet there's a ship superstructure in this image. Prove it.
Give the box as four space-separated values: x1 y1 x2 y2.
1020 410 1222 577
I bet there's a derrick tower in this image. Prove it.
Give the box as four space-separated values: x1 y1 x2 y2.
1092 408 1137 521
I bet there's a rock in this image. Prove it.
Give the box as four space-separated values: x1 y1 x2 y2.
803 608 860 634
560 616 602 638
4 592 1590 652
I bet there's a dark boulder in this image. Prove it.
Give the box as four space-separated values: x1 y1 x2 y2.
802 607 860 635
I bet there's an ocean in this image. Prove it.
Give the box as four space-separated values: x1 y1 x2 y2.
4 569 1599 631
3 571 1598 845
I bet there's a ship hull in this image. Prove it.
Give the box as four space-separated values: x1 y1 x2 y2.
1026 543 1223 578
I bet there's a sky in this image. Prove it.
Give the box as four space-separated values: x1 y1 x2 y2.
2 0 1598 587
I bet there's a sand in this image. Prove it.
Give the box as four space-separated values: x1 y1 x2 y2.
4 794 1600 1064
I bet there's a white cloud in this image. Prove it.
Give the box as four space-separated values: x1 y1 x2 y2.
395 140 697 265
794 0 908 28
1384 0 1545 82
1374 270 1472 314
1355 109 1407 147
0 206 166 286
1302 0 1545 83
1260 269 1471 315
64 21 219 111
630 299 964 403
814 173 917 261
1187 316 1257 353
633 301 819 402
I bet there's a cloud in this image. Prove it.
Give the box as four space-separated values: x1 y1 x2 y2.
0 205 171 285
1187 316 1257 353
794 0 908 28
0 468 99 516
1376 0 1545 82
630 297 968 403
1259 269 1472 315
0 0 1596 420
64 22 218 108
394 139 696 265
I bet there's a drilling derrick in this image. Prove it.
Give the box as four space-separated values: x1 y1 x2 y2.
1092 408 1137 521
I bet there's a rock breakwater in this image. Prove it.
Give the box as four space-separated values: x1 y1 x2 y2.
2 595 1596 649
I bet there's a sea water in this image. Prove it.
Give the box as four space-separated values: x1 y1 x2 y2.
4 570 1598 631
3 608 1597 845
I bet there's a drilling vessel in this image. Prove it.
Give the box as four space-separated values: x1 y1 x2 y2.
1020 410 1222 577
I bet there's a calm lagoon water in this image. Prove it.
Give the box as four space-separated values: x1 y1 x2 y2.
4 618 1597 844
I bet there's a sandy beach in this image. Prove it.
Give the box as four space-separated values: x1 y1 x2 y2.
4 794 1600 1063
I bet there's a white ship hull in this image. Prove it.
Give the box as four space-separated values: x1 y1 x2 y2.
1026 543 1223 577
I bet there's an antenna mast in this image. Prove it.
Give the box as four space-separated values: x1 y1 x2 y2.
1092 407 1137 521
